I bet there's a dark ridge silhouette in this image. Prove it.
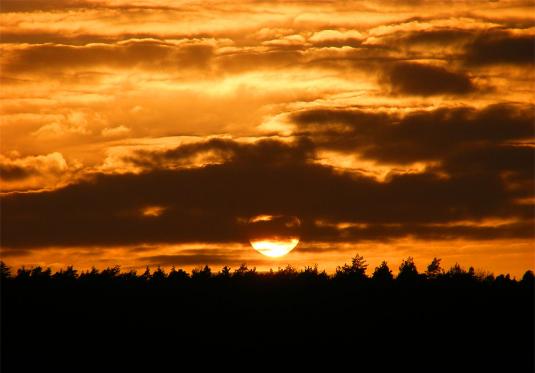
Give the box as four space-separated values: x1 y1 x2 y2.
1 256 533 371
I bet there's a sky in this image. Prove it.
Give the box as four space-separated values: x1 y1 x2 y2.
1 0 534 276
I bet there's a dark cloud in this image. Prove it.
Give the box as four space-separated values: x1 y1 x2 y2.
323 28 534 75
1 133 532 250
0 0 181 12
440 144 534 181
0 248 32 258
2 40 214 74
383 62 476 96
0 31 97 45
217 48 303 73
0 0 94 12
306 45 396 71
128 137 314 169
2 40 306 77
139 249 268 267
141 253 238 267
464 31 535 66
400 29 473 46
301 221 535 243
0 31 215 46
0 164 34 181
292 103 534 164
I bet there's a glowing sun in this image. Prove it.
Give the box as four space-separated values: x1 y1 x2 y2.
247 214 301 257
250 238 300 257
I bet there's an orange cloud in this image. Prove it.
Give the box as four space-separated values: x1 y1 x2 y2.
1 0 533 275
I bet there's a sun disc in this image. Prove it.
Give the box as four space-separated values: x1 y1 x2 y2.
246 214 301 257
250 238 300 257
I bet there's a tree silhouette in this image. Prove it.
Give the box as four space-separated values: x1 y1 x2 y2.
16 267 32 280
521 270 534 285
467 266 475 278
168 267 189 282
1 257 533 373
0 261 11 280
425 257 443 279
276 264 299 280
372 261 393 282
494 273 513 288
101 265 121 280
119 269 138 282
29 266 52 282
52 266 78 280
299 265 328 281
80 267 100 280
151 266 167 282
218 266 232 279
191 265 212 280
447 263 467 279
397 257 418 282
335 253 368 281
1 258 532 287
140 266 151 281
233 263 256 279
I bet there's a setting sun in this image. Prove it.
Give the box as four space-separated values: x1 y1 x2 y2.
250 238 300 257
1 0 533 369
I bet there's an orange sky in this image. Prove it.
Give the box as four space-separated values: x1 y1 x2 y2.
1 0 534 277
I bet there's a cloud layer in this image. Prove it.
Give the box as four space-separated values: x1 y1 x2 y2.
1 0 534 274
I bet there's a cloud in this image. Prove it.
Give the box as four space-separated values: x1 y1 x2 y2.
0 0 96 12
383 62 476 95
441 143 534 181
216 47 303 73
303 220 535 242
126 137 314 170
0 0 189 12
292 103 534 164
1 0 534 273
101 125 130 137
399 29 473 46
1 136 532 250
0 152 74 191
139 248 269 267
0 164 33 182
308 29 364 47
2 40 215 74
464 31 535 66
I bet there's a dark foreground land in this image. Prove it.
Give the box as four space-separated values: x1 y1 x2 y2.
1 259 534 371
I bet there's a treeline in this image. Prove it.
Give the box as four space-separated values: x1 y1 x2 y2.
1 255 533 285
2 255 534 371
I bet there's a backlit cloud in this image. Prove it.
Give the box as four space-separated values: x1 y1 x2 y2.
1 0 533 276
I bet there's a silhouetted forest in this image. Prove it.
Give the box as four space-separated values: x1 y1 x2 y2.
1 256 533 371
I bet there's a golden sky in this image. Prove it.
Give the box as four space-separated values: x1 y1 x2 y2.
1 0 534 276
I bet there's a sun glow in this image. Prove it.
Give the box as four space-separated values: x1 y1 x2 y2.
250 238 300 257
141 205 165 217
